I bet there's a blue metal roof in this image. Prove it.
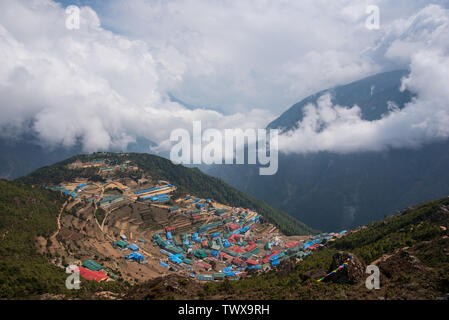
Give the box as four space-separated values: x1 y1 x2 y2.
125 252 144 260
134 185 174 194
127 243 140 251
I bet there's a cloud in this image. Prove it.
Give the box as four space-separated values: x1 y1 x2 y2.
95 0 449 115
0 0 271 152
0 0 448 157
95 0 386 114
278 5 449 154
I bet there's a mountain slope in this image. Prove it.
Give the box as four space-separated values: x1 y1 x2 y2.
207 70 449 231
3 161 449 300
267 69 413 131
19 152 316 236
0 136 83 180
0 135 156 180
0 179 69 298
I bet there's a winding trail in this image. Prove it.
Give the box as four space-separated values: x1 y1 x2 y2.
92 185 114 241
101 206 120 230
50 200 68 241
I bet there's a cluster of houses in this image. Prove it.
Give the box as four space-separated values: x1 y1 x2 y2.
57 158 349 284
149 202 348 282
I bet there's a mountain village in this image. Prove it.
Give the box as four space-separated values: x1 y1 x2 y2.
43 155 348 284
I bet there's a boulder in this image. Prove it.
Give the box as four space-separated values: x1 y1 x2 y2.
324 251 366 284
377 249 424 279
301 269 327 281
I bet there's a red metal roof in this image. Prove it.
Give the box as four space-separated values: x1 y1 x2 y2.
262 251 279 264
285 241 298 248
229 246 246 253
232 257 244 264
219 252 233 260
79 267 108 282
245 244 257 252
229 234 243 242
205 257 217 261
228 223 240 230
194 261 211 269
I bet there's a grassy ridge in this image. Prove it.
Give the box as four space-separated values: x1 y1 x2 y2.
333 197 449 262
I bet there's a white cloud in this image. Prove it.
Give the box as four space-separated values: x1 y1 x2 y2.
0 0 271 152
0 0 448 156
97 0 385 114
278 5 449 154
95 0 449 115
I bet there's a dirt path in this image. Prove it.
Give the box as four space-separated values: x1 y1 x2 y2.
92 186 114 241
140 248 153 258
50 200 68 241
101 205 121 230
201 212 215 226
150 204 171 209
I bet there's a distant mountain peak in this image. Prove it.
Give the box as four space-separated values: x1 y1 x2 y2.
267 69 412 133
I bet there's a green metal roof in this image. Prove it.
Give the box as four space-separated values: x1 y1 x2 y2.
213 273 225 278
113 240 128 248
82 259 103 271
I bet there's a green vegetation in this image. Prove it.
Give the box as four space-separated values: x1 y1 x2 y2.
20 164 100 185
95 207 107 225
333 198 449 263
0 179 69 298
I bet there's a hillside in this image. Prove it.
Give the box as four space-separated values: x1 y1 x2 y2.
19 152 316 236
127 196 449 300
0 179 131 299
0 179 70 298
0 135 155 180
267 69 413 131
207 70 449 231
2 160 449 300
2 153 317 299
0 136 82 180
